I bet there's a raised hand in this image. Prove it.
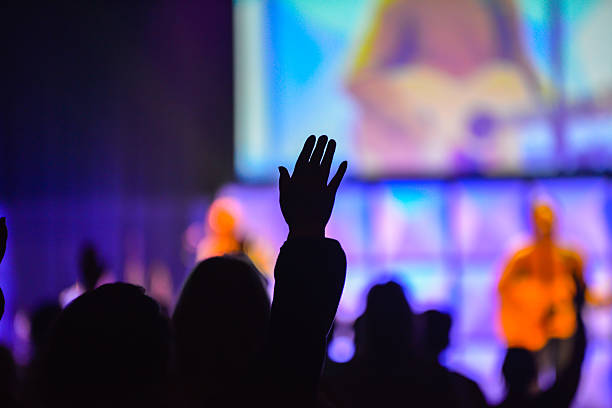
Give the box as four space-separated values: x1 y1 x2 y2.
278 135 347 239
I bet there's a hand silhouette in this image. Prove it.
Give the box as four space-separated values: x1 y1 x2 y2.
279 135 347 239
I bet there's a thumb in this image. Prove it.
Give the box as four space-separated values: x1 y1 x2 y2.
278 166 291 196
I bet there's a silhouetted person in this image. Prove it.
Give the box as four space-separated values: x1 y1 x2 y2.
496 280 587 408
0 345 19 408
172 136 347 408
324 281 423 408
172 255 271 408
39 283 173 408
421 310 487 407
79 243 104 292
30 302 62 358
272 135 347 407
59 243 107 307
21 301 62 408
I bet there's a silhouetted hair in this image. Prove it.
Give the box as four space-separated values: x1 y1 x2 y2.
172 255 270 405
79 242 104 291
41 283 172 408
360 281 413 362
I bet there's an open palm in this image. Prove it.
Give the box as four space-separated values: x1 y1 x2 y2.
279 135 347 239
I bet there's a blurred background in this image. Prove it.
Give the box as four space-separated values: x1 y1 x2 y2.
3 1 612 406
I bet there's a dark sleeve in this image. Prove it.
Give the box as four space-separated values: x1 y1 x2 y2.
268 238 347 407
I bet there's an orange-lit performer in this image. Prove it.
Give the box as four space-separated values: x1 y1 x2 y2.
196 197 244 260
499 202 610 370
193 197 272 276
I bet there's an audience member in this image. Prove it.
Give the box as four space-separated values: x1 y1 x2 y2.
421 310 487 407
39 283 173 408
324 281 423 407
21 301 62 408
172 255 270 407
0 345 19 408
59 243 106 307
271 135 348 407
30 302 62 359
172 135 348 408
0 136 595 408
495 279 587 408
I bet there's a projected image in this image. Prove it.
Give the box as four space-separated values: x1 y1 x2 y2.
346 0 540 176
234 0 612 180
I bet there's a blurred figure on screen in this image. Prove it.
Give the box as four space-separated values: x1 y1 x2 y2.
499 202 609 373
348 0 539 175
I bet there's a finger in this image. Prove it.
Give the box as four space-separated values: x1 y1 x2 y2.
328 160 348 194
321 138 336 181
278 166 291 197
295 135 316 171
310 135 328 165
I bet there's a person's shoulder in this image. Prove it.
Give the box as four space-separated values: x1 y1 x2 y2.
509 245 534 263
558 246 583 263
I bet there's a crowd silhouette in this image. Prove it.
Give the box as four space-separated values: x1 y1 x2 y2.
0 137 590 407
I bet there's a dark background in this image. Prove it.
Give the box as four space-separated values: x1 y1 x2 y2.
2 1 233 198
0 1 233 342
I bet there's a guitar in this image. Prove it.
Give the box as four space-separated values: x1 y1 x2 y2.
498 245 583 351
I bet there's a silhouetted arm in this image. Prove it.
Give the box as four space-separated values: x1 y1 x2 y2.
269 136 348 407
270 238 346 406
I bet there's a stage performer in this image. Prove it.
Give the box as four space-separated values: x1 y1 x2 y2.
499 202 609 372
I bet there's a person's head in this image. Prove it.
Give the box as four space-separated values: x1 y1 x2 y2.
358 281 414 360
422 310 451 359
172 255 270 397
532 202 556 241
79 242 104 291
41 283 172 408
502 348 537 395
